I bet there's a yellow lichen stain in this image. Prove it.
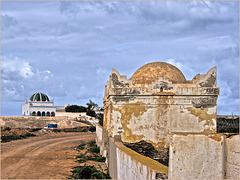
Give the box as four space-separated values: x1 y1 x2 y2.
146 140 169 152
103 109 108 129
207 134 222 142
130 62 186 85
119 146 168 174
153 96 171 150
186 107 216 133
115 102 147 143
96 123 103 128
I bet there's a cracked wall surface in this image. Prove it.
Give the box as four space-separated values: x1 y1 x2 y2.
103 62 220 151
107 137 168 179
168 134 240 180
225 135 240 179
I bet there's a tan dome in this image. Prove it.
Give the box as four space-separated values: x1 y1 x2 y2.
130 62 186 85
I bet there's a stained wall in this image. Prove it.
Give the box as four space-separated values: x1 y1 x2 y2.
168 134 240 180
107 137 168 179
103 62 220 150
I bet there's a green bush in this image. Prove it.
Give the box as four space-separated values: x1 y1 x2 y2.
5 127 11 131
52 129 61 133
76 153 87 163
1 133 36 143
96 114 103 126
30 128 42 132
70 165 96 179
89 126 96 132
77 143 86 150
217 117 239 133
65 105 87 112
87 140 96 147
81 129 88 132
89 146 100 154
92 164 111 179
69 165 111 179
24 133 37 137
95 156 106 162
86 109 96 117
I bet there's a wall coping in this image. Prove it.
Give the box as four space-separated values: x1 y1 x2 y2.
96 123 103 129
111 138 168 174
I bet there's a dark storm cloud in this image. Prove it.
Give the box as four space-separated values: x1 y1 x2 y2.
1 1 239 115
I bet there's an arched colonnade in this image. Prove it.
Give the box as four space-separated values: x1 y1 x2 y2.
30 111 55 117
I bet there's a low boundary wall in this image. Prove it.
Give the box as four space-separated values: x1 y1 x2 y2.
225 135 240 179
109 138 168 179
95 124 168 179
0 116 86 129
169 134 240 179
96 123 103 151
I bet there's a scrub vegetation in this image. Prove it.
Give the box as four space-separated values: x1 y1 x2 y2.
217 116 239 133
1 133 36 143
69 140 111 179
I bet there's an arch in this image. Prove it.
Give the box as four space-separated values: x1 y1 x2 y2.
32 111 36 116
51 112 55 117
42 111 46 117
47 112 50 117
37 111 41 116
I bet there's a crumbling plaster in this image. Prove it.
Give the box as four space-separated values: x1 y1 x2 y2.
168 134 225 180
103 62 220 150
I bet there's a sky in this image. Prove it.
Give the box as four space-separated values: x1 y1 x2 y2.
1 1 239 116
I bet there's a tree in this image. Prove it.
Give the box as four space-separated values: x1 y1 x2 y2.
96 114 103 126
86 100 98 111
65 105 87 112
86 100 98 117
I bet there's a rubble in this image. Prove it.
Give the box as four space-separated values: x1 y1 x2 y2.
123 140 169 166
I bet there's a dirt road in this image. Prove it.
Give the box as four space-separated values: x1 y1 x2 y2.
1 132 95 179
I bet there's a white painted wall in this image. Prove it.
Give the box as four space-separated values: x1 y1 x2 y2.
107 138 168 179
55 112 86 118
225 135 240 179
116 148 156 179
96 123 103 153
169 134 240 180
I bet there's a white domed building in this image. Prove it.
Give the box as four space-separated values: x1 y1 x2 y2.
22 92 56 117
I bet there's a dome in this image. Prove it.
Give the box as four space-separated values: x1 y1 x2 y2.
130 62 186 85
30 92 50 101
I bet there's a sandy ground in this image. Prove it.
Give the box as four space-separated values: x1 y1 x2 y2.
1 132 95 179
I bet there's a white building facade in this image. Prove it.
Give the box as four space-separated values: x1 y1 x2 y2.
22 92 56 117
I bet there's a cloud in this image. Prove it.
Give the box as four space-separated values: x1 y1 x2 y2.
2 57 34 79
1 1 239 115
166 59 183 70
1 14 18 28
1 56 56 100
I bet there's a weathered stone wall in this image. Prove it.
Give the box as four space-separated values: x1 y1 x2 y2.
108 137 168 179
96 123 103 154
108 137 118 179
55 111 86 118
168 134 240 179
106 95 217 150
0 116 85 129
225 135 240 179
103 63 219 151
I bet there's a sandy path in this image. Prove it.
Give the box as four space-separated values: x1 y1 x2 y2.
1 132 95 179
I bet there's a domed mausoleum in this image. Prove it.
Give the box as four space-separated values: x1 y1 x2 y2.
22 92 56 116
130 62 186 85
102 61 220 153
